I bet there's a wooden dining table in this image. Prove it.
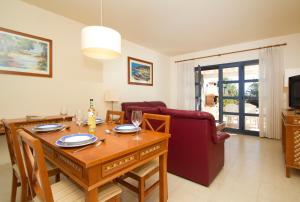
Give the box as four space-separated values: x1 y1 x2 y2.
23 121 170 202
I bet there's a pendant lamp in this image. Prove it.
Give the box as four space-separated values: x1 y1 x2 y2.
81 0 121 60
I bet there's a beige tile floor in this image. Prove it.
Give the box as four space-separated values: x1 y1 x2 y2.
0 134 300 202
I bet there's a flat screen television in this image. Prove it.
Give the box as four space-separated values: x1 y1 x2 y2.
289 75 300 109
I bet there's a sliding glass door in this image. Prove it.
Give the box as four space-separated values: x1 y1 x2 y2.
195 60 259 135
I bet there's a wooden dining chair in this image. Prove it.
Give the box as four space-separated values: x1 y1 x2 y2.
117 113 170 202
4 124 29 202
17 129 122 202
105 110 125 124
4 121 62 202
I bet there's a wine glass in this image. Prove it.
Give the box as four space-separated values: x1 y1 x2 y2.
131 111 142 141
75 110 84 134
60 106 68 125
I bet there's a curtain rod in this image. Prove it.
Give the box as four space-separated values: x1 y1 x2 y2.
174 43 287 63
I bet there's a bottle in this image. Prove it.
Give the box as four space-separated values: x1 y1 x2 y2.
87 99 96 134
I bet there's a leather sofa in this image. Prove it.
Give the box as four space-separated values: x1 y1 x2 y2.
121 101 230 186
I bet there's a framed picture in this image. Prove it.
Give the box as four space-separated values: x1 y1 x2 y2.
128 57 153 86
0 27 52 77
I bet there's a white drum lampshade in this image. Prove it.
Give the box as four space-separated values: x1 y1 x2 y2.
81 26 121 60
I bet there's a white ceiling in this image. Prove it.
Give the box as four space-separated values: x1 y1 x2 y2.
22 0 300 56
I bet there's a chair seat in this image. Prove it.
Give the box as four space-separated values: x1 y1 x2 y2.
130 159 158 177
34 179 121 202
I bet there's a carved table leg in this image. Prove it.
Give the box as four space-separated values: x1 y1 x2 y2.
286 166 290 178
159 153 167 202
86 188 97 202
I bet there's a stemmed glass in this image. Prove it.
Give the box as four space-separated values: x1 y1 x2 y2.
60 106 68 125
75 110 84 134
131 111 142 141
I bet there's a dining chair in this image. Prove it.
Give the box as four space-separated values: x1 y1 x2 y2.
3 120 63 202
105 110 125 124
17 129 122 202
117 113 170 202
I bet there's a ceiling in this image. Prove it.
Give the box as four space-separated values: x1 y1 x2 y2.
22 0 300 56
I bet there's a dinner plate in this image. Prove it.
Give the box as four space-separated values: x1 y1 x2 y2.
59 133 94 144
32 123 64 132
56 134 97 147
113 124 141 133
83 118 104 125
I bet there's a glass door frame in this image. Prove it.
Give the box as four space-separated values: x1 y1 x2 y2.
194 65 219 116
195 59 259 136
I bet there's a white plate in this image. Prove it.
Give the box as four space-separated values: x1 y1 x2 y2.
83 118 104 125
32 123 64 132
113 124 141 133
56 134 97 147
59 134 94 144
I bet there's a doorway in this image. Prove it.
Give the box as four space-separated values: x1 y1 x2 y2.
195 60 259 135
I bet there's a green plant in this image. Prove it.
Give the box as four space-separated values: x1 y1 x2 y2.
223 78 239 107
245 82 259 107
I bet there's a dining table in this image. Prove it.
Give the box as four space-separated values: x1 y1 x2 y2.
22 121 170 202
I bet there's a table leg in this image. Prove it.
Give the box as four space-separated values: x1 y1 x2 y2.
285 166 290 178
85 188 97 202
159 153 167 202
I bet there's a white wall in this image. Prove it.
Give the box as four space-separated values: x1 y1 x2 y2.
101 40 171 115
0 0 170 119
170 33 300 108
2 0 299 118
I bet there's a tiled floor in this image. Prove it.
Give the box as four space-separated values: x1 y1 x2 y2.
0 134 300 202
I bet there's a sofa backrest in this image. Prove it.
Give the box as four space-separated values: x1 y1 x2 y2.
160 107 217 143
160 108 219 175
121 101 166 121
124 106 161 122
144 101 167 108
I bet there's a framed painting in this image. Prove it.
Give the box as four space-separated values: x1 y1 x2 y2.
128 57 153 86
0 27 52 77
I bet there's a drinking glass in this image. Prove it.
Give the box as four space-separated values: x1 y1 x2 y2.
75 110 84 134
60 106 68 125
131 111 142 141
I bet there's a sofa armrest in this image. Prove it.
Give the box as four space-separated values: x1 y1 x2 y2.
212 132 230 144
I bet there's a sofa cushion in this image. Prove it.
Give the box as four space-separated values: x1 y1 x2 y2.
122 102 150 113
121 101 166 121
144 101 167 108
160 108 215 121
125 106 161 121
161 108 229 145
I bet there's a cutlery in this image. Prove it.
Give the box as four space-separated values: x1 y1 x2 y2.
104 129 111 134
104 129 119 136
72 138 105 154
57 125 70 132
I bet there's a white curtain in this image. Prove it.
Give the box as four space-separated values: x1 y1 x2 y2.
259 47 284 139
176 61 196 110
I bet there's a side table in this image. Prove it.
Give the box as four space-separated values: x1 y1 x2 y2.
216 122 225 132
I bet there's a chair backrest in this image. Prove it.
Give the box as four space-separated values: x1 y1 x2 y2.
4 123 27 181
17 129 54 202
142 113 170 133
106 110 125 124
3 117 71 183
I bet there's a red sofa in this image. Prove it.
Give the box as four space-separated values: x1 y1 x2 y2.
121 101 230 186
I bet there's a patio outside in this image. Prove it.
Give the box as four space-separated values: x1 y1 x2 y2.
200 65 259 131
